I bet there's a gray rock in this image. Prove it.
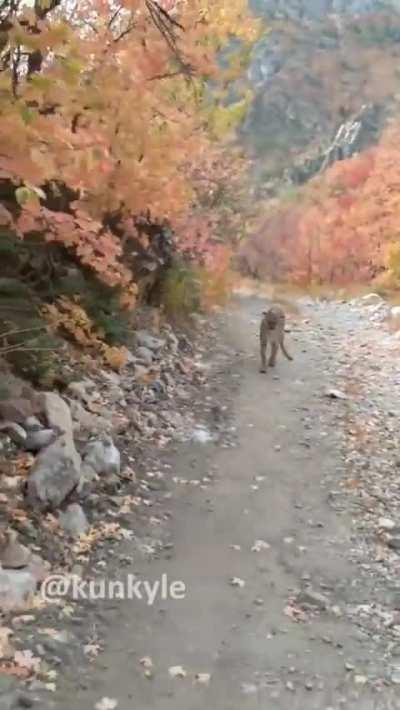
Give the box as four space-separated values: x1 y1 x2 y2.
39 392 74 440
0 530 31 569
59 504 89 538
27 436 81 509
136 346 154 365
24 428 57 453
24 416 42 430
107 386 125 404
0 422 27 446
0 399 36 425
388 537 400 552
83 435 120 476
69 400 109 435
135 330 165 352
0 568 37 610
79 462 98 487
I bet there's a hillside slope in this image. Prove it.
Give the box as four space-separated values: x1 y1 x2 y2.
243 0 400 183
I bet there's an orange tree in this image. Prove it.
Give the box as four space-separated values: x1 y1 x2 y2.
0 0 260 303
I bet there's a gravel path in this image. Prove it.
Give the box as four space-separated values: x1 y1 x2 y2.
49 294 400 710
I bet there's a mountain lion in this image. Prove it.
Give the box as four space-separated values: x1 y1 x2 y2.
259 305 293 373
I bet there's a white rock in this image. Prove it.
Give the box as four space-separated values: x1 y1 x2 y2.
191 427 213 444
378 517 396 531
324 388 347 401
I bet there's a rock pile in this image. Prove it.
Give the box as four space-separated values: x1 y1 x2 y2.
0 318 213 609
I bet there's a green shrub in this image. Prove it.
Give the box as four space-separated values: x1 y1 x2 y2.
161 262 202 318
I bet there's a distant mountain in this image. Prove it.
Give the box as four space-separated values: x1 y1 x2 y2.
242 0 400 186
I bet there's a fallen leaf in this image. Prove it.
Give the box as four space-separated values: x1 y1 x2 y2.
284 604 307 623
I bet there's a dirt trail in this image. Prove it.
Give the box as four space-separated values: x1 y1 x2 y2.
53 294 399 710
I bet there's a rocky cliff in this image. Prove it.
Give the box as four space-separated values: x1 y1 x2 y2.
243 0 400 185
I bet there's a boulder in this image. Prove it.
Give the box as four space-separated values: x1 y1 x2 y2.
82 435 120 477
27 435 81 509
0 399 35 425
135 330 165 352
136 346 154 365
69 400 109 435
24 427 57 453
39 392 74 441
78 463 98 490
0 531 31 570
0 568 37 611
59 504 89 538
0 422 27 447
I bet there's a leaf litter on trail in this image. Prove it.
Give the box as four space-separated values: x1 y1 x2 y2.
0 649 42 679
284 603 308 623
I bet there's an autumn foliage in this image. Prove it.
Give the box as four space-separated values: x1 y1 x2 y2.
241 122 400 287
0 0 260 306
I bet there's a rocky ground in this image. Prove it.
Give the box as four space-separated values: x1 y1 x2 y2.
1 290 400 709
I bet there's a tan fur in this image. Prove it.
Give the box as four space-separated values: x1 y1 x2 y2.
259 305 293 373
